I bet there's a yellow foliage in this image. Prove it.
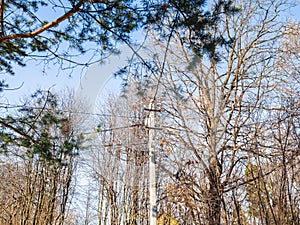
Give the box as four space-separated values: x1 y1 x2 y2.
157 213 179 225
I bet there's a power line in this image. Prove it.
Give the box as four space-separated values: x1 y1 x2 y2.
0 103 142 119
81 123 145 134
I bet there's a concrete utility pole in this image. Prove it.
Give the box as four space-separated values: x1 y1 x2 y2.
147 99 157 225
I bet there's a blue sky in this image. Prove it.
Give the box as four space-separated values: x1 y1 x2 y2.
1 2 300 108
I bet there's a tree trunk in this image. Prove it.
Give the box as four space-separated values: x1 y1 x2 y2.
208 159 222 225
208 183 221 225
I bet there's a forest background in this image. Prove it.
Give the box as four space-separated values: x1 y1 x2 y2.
0 0 300 225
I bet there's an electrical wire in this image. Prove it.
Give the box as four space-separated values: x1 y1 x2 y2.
0 103 141 119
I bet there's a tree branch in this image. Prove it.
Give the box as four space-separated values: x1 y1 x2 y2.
0 0 4 36
0 120 34 141
0 1 84 43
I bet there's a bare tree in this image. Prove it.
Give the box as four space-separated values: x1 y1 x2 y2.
78 82 153 225
135 0 300 224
